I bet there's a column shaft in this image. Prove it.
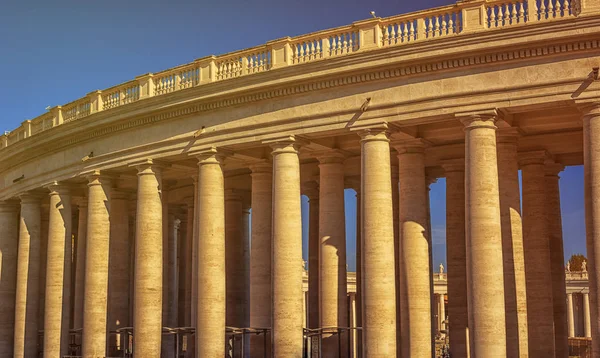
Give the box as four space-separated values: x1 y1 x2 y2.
355 189 362 358
584 293 591 337
395 141 432 358
307 186 319 329
520 152 555 356
462 115 506 357
568 293 575 337
44 185 72 357
73 203 87 331
184 201 194 327
225 191 247 328
440 294 446 332
359 128 396 357
0 202 18 357
168 216 180 327
318 153 348 357
270 139 304 357
133 162 163 357
13 196 41 358
196 150 226 357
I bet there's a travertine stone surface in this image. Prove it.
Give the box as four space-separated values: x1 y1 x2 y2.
132 161 163 358
394 140 432 358
358 127 396 357
462 114 506 357
108 191 131 335
196 149 226 358
567 293 575 337
44 184 72 358
583 293 591 338
546 163 568 357
390 164 400 355
318 152 348 358
82 173 112 358
0 201 18 357
442 159 469 358
269 137 303 358
184 199 194 327
38 210 49 337
73 202 87 332
305 182 320 330
225 190 248 329
354 188 362 356
520 151 555 357
583 104 600 357
13 195 41 358
249 162 272 357
167 215 180 327
496 129 528 358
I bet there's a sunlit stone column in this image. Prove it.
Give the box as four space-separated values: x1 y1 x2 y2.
584 293 591 338
439 294 446 331
132 160 164 357
13 194 41 358
393 139 432 358
583 103 600 357
461 113 506 357
567 293 575 337
0 201 18 357
249 162 272 357
305 182 320 329
356 126 396 357
318 150 348 357
390 162 401 354
195 148 226 358
81 173 112 358
441 159 469 358
268 136 304 358
73 201 87 332
225 189 248 330
38 210 49 336
44 183 72 357
546 162 569 357
520 151 555 356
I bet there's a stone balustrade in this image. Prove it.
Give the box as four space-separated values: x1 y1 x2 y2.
0 0 595 149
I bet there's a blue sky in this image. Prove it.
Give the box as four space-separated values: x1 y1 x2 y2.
1 0 586 271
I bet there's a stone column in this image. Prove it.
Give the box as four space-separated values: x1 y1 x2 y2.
354 187 362 358
132 160 163 357
195 148 226 358
168 217 180 328
390 163 401 355
520 151 555 356
0 201 18 357
349 292 357 358
225 190 248 329
583 102 600 358
568 293 575 337
318 151 348 358
305 182 320 329
249 162 272 357
108 190 131 346
183 197 194 327
440 294 446 332
13 194 41 358
44 184 72 357
442 159 469 358
584 293 591 338
38 209 49 336
268 137 304 358
356 126 396 357
496 129 528 358
461 113 506 357
73 202 87 332
546 162 569 357
393 139 432 358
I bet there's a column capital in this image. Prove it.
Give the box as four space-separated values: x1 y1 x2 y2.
44 181 71 196
392 138 430 154
249 161 272 175
545 162 565 177
441 158 465 173
128 158 169 174
316 149 348 164
83 170 115 187
458 109 500 130
190 147 231 165
263 135 305 154
18 192 44 204
496 127 521 144
351 122 390 143
576 101 600 117
518 150 550 167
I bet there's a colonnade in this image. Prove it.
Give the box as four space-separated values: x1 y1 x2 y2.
0 106 600 358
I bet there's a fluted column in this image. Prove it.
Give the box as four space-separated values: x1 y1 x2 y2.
13 194 41 358
394 139 432 358
269 137 304 358
305 182 320 329
73 201 87 332
249 162 272 357
546 162 569 357
496 129 528 358
442 159 468 358
357 126 396 357
583 103 600 357
461 113 506 357
225 190 247 329
567 293 575 337
44 184 72 357
520 151 555 356
0 201 18 357
584 293 591 338
132 160 164 357
318 151 348 357
195 148 226 358
81 173 112 358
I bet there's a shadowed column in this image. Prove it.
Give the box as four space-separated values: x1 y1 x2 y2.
82 172 112 358
269 137 304 358
461 113 506 357
0 201 18 357
13 194 41 358
305 182 320 330
442 159 469 358
184 197 194 327
318 151 348 358
73 201 87 334
132 160 163 357
44 183 72 357
357 126 396 357
496 129 528 358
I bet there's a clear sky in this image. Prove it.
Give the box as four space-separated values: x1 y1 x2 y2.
0 0 586 271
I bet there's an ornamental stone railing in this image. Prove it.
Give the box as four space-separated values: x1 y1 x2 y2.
1 0 597 149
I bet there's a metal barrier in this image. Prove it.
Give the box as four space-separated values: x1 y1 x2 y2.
226 327 271 358
569 337 593 358
303 327 362 358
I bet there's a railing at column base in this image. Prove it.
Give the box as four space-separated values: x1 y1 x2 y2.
303 327 362 358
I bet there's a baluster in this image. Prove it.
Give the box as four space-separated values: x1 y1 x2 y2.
441 14 447 35
504 4 510 24
349 35 354 52
540 0 547 19
518 2 525 22
425 17 431 38
511 3 517 24
342 34 348 53
389 25 396 45
310 42 316 60
316 41 322 58
330 36 337 56
555 0 562 16
431 16 438 37
402 23 408 42
249 57 255 73
338 34 343 54
383 26 390 45
449 16 455 34
490 7 497 27
563 0 570 15
293 45 298 63
496 5 504 26
548 0 555 17
409 21 415 41
300 43 306 62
